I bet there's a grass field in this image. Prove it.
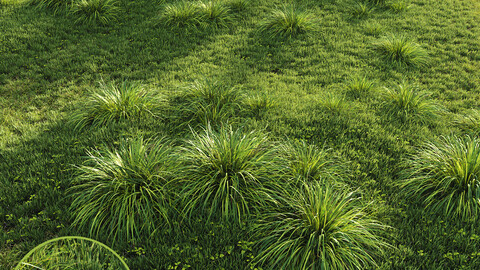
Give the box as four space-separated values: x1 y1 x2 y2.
1 0 480 268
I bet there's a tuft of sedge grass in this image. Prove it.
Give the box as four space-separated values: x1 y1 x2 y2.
30 0 72 14
252 181 389 270
345 75 376 99
363 20 384 36
258 4 318 39
71 0 120 25
373 33 429 68
15 236 129 270
225 0 248 12
350 1 374 18
68 137 177 245
243 93 276 118
159 1 204 30
454 109 480 135
178 125 284 225
381 82 441 124
317 92 348 114
400 135 480 222
280 139 341 186
180 78 242 126
197 0 233 29
70 80 163 131
387 0 411 13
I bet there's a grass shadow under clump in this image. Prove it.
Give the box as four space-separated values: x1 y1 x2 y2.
381 82 442 124
178 125 284 225
252 181 389 269
69 137 178 246
257 4 318 40
400 135 480 222
70 0 120 25
70 80 164 131
373 33 429 68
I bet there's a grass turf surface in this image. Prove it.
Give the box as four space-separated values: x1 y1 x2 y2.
1 0 480 268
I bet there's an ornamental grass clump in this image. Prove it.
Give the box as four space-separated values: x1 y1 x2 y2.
15 236 129 270
197 1 233 29
69 137 176 245
346 75 376 98
401 136 480 221
281 140 340 185
71 80 163 131
350 1 374 18
181 78 242 126
179 125 283 224
160 1 203 30
71 0 120 25
253 182 388 269
258 4 318 39
31 0 72 13
382 82 441 124
373 34 428 68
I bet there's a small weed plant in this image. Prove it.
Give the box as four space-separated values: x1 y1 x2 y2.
373 34 428 68
69 137 176 245
253 182 388 269
258 4 318 39
401 136 480 221
70 80 163 131
382 82 440 123
179 125 282 224
71 0 120 25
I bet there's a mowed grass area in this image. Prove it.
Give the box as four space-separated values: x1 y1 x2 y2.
1 0 480 268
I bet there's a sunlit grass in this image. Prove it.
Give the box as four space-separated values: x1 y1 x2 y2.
69 137 176 245
253 182 388 269
71 0 120 25
70 80 163 131
178 125 283 224
401 136 480 221
258 4 318 39
373 34 429 68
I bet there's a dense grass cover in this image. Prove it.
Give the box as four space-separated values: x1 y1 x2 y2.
1 0 480 268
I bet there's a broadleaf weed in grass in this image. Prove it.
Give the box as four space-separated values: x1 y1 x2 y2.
71 0 120 25
70 80 163 131
400 135 480 221
69 137 177 245
373 34 429 68
381 82 441 124
258 4 318 39
178 125 284 225
252 182 389 269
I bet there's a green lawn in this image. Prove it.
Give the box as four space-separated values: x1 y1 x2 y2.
1 0 480 268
